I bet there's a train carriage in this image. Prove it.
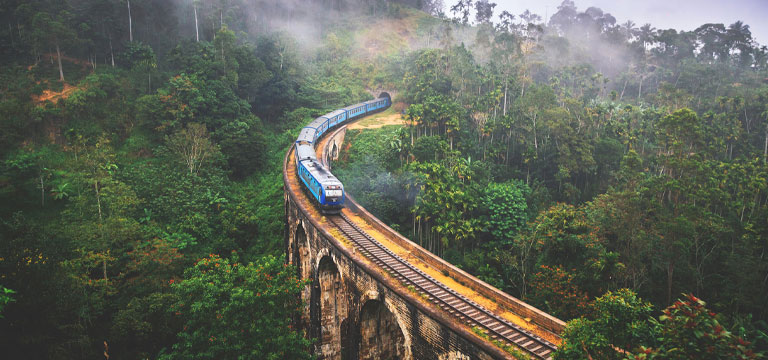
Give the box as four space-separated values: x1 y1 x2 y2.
343 102 368 120
325 109 347 127
297 127 317 145
308 117 330 140
364 97 388 112
295 143 316 161
296 159 345 213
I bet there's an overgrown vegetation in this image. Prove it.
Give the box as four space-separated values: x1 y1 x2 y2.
1 0 767 358
0 0 405 357
333 0 768 357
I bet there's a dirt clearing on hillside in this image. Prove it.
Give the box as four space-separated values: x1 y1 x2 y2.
32 83 80 104
347 112 405 130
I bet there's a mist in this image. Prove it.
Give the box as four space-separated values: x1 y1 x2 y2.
165 0 444 55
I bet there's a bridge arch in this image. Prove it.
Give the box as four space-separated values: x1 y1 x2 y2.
291 221 313 333
316 255 348 359
291 221 312 281
358 299 408 360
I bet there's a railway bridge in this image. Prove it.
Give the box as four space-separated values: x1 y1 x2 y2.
283 110 565 360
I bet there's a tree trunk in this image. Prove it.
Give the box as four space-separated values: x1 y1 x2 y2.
95 181 103 223
619 78 628 101
40 174 45 207
55 42 64 82
194 5 200 42
8 22 14 48
763 122 768 164
744 107 750 134
109 35 115 68
503 74 508 116
127 0 133 42
532 112 538 156
666 261 674 305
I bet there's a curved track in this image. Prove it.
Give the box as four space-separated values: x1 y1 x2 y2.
328 213 557 359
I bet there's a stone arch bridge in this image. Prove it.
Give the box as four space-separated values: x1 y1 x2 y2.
284 111 564 360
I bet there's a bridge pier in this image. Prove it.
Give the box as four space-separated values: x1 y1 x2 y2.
316 255 348 359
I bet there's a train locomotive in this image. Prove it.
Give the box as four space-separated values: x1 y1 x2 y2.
295 93 391 214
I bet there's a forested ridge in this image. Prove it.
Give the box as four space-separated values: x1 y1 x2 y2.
0 0 392 358
0 0 766 358
334 0 768 358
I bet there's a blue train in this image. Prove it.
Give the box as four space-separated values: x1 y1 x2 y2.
295 93 391 213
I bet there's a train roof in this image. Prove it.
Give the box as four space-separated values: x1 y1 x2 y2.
296 143 316 161
299 159 343 186
308 117 328 129
325 109 346 118
342 102 367 112
297 127 316 143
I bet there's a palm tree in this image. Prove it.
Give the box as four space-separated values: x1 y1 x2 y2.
621 20 637 43
637 23 656 53
695 23 728 61
727 21 754 66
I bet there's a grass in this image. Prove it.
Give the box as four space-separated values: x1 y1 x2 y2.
471 326 532 360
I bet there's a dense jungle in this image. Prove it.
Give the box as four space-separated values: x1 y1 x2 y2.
0 0 767 358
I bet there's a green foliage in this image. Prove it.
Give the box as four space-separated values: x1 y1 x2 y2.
409 159 485 255
215 116 267 179
162 253 312 360
120 41 157 71
528 265 590 320
632 294 759 359
519 203 621 301
555 318 614 360
591 289 656 350
482 181 530 245
557 291 762 359
0 285 15 318
111 293 181 359
3 0 768 357
556 289 655 359
411 135 449 162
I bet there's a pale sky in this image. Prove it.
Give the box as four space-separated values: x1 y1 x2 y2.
451 0 768 46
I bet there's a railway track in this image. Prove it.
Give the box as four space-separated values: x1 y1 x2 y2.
328 213 557 359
